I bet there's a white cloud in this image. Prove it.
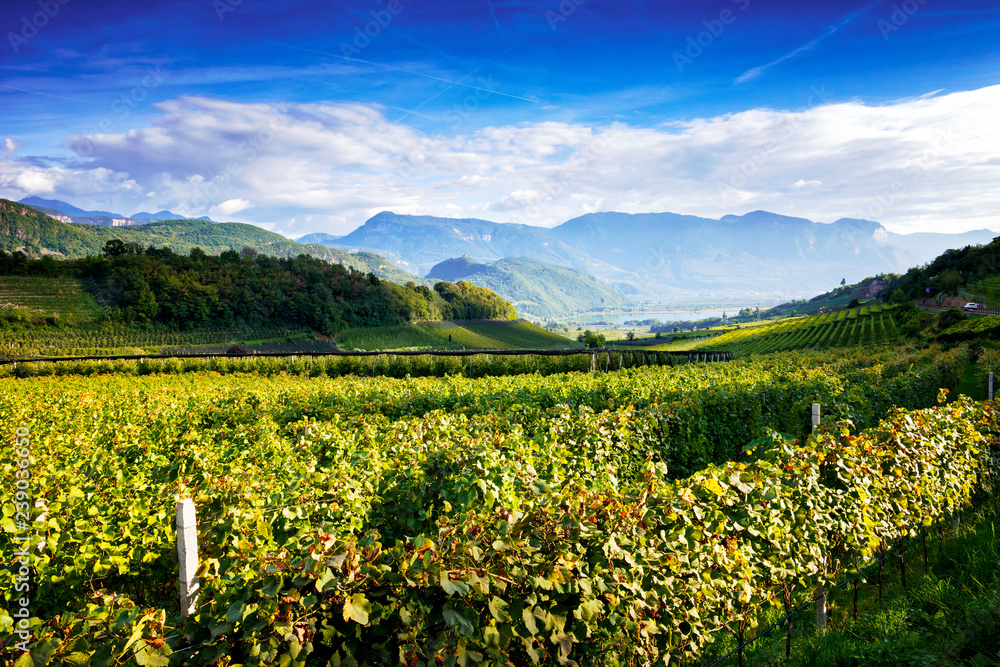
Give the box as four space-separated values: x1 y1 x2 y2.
14 169 58 194
2 138 23 157
0 86 998 235
210 198 254 217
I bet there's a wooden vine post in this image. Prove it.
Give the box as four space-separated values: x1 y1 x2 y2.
176 499 200 617
812 402 827 636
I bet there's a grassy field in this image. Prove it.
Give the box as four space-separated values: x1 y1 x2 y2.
689 305 901 356
458 320 573 348
334 318 574 351
0 275 104 322
788 493 1000 666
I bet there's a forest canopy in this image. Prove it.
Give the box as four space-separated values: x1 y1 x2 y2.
0 243 516 333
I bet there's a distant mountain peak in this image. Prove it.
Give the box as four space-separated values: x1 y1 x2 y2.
130 210 214 222
19 196 122 219
18 197 213 223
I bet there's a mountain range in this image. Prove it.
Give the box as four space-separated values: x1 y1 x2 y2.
0 199 425 287
7 195 997 318
312 210 997 302
426 256 630 317
19 197 213 226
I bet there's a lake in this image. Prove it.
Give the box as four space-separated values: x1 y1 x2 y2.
575 309 745 325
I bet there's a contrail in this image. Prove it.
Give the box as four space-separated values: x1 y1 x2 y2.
391 43 523 124
486 0 504 39
735 0 889 84
0 82 87 103
259 39 539 103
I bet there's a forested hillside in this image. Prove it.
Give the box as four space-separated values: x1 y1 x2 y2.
426 255 631 316
0 199 429 286
0 244 515 333
880 235 1000 302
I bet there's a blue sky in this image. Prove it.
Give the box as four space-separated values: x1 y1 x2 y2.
1 0 998 236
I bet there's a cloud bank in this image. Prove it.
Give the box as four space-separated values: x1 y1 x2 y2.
1 85 998 237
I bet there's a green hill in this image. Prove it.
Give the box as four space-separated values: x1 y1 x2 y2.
426 255 631 318
0 276 105 323
335 319 573 351
692 305 902 356
0 199 428 286
762 275 899 317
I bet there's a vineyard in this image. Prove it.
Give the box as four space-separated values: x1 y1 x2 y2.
964 275 1000 307
336 320 572 352
0 325 317 358
0 319 572 359
0 276 105 323
691 305 901 356
2 343 992 666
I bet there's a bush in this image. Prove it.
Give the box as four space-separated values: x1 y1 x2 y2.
938 307 967 330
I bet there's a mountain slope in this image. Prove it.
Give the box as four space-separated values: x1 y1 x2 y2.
320 209 995 301
888 229 997 266
297 232 343 245
18 197 214 225
0 199 428 286
327 211 632 282
549 210 910 294
19 196 122 218
130 210 213 222
426 255 631 317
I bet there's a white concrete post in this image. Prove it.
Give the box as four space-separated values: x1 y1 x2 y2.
990 372 994 400
812 403 821 432
176 499 200 617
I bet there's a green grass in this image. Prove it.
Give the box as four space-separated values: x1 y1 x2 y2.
692 307 902 357
698 492 1000 667
459 319 574 348
788 495 1000 667
0 276 104 322
418 322 515 349
334 324 447 351
334 319 573 351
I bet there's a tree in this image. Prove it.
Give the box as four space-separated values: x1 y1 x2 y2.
576 329 606 348
625 331 635 341
937 307 966 330
103 239 136 257
848 298 860 308
841 278 846 286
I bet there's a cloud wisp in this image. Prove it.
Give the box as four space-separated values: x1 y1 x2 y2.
735 0 889 83
1 85 997 236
